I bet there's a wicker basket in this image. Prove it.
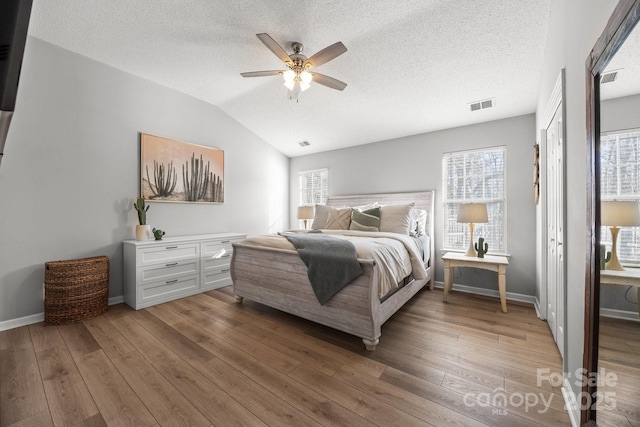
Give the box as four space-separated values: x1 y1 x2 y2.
44 256 109 325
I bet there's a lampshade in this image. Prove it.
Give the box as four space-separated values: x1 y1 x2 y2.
457 203 489 224
297 205 315 220
601 201 640 226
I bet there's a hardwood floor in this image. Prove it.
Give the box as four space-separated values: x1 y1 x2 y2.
596 315 640 427
0 287 570 426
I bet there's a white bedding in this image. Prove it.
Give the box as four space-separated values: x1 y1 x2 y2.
242 230 428 298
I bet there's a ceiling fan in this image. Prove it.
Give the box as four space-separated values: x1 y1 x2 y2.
241 33 347 100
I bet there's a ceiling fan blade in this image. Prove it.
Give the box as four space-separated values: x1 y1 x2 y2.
240 70 283 78
256 33 292 64
304 42 347 68
311 73 347 91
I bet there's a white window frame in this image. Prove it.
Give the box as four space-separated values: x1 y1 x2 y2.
298 168 328 227
442 146 507 254
600 128 640 265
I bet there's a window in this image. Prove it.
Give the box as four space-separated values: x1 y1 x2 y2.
299 168 328 226
600 129 640 262
443 146 507 253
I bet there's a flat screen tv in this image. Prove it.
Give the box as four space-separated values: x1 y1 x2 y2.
0 0 33 166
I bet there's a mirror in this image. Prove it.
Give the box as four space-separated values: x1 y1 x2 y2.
585 0 640 424
597 17 640 426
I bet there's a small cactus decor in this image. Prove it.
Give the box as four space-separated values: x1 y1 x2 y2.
152 228 165 240
133 196 150 225
475 237 488 258
600 244 611 270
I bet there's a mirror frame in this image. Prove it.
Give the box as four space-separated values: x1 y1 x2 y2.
583 0 640 425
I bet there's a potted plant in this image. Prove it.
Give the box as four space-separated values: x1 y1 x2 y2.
133 196 151 240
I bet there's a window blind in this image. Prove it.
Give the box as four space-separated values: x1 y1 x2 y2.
443 147 507 253
600 130 640 261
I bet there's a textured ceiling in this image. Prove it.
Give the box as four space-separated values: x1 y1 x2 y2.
28 0 553 157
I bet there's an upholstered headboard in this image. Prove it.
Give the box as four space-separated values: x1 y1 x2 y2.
326 191 436 273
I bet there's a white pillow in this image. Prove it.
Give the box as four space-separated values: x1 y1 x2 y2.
311 204 330 229
410 208 428 236
379 203 415 234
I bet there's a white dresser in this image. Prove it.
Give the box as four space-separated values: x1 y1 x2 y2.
123 232 245 310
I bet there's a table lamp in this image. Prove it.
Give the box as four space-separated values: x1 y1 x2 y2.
601 200 640 270
457 203 489 257
297 205 315 229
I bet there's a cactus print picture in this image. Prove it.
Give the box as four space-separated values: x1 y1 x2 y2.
140 133 224 204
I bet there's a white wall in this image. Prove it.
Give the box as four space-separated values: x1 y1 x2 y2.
535 0 619 413
0 37 289 323
290 114 537 296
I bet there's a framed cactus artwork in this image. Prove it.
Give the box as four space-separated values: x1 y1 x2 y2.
140 133 224 203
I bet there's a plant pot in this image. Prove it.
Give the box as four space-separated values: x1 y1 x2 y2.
135 225 151 241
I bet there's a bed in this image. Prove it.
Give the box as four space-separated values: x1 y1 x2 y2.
230 191 435 351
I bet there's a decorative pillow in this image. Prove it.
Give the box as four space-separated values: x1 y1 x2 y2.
352 202 379 212
325 207 352 229
350 207 381 232
379 203 415 234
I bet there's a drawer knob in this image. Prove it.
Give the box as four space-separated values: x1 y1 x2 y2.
166 279 178 284
166 262 178 267
222 268 230 273
165 246 178 249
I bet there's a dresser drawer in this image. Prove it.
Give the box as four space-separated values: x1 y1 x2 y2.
203 254 231 271
139 275 199 307
140 259 200 284
137 242 200 266
202 267 232 290
202 239 236 258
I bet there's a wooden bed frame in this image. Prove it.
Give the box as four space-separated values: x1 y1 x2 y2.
230 191 435 351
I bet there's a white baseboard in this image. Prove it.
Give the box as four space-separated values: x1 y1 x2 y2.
562 378 581 427
0 296 125 332
433 280 537 306
534 298 544 319
109 296 124 305
600 307 640 322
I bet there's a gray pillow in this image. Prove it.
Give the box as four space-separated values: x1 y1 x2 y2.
350 207 381 232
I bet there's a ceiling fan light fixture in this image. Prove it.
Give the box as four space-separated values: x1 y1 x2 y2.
242 33 347 100
300 70 312 92
300 70 312 84
283 69 296 83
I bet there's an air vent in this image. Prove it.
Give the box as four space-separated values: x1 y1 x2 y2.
469 98 494 112
298 141 310 147
601 70 620 84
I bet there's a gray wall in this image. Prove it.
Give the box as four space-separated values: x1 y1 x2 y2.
600 93 640 313
290 114 537 296
535 0 618 411
0 37 289 323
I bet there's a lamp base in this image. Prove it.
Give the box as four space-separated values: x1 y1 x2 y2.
465 223 477 257
605 226 625 271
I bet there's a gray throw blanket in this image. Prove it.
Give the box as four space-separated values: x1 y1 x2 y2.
279 231 363 305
